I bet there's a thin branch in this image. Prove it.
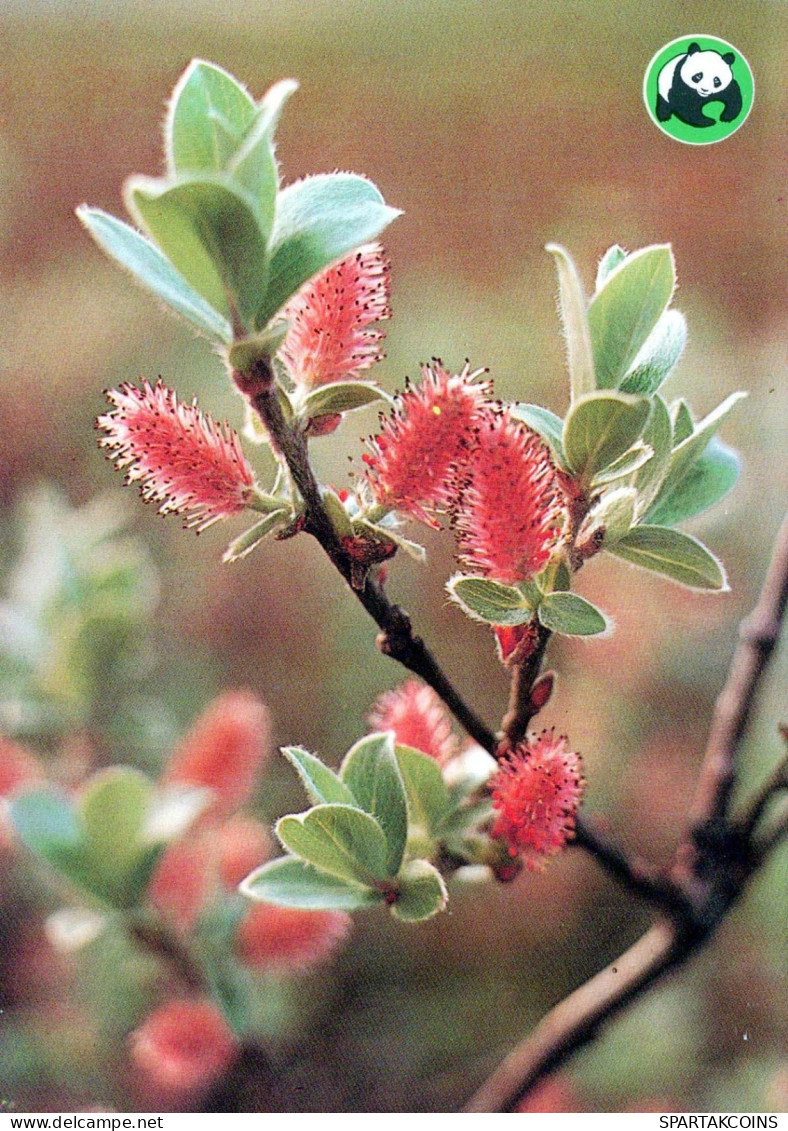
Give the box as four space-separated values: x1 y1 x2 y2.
687 513 788 831
463 921 679 1112
500 624 552 747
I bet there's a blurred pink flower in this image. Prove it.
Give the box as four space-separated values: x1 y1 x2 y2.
368 679 457 764
97 380 256 531
129 999 237 1094
490 730 584 870
280 242 390 389
363 360 490 525
452 409 568 584
162 691 271 819
236 903 352 973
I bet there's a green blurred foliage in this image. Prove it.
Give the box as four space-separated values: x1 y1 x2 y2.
1 0 786 1113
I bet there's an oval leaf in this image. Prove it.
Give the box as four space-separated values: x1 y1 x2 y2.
619 309 687 396
281 746 357 806
610 525 728 591
546 243 595 401
588 245 676 389
126 176 270 329
562 391 650 479
340 733 408 875
509 403 566 464
390 859 448 923
79 766 153 869
260 173 401 328
537 591 609 635
240 855 383 911
645 437 740 527
394 744 452 837
632 394 673 516
446 574 535 626
298 381 391 420
276 803 390 885
166 59 257 177
76 208 232 342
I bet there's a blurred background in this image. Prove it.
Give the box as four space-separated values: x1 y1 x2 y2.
1 0 786 1113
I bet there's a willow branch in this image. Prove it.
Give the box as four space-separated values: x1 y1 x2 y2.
463 921 679 1112
687 513 788 832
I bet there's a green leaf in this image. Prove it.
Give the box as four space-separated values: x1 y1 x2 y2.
76 208 232 342
79 767 152 870
595 244 627 290
320 486 354 540
577 487 637 549
562 391 650 479
632 394 673 516
588 244 675 389
240 855 383 911
259 174 401 329
647 392 747 522
609 525 728 591
10 788 81 862
222 510 290 563
166 59 257 177
227 79 298 211
390 859 448 923
671 399 694 445
645 438 740 527
546 243 595 401
280 746 356 806
619 310 687 395
394 744 452 837
340 733 408 875
537 591 609 635
509 403 566 463
126 176 270 328
276 804 390 886
590 442 653 486
445 574 536 626
297 381 391 420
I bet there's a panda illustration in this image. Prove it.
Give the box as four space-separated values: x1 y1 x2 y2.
656 43 743 127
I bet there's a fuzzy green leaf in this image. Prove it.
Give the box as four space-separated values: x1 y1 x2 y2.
619 310 687 395
222 510 290 563
259 174 401 329
76 208 232 342
632 394 673 516
298 381 391 420
446 574 536 626
588 245 676 389
79 767 152 871
226 79 298 211
595 244 627 290
648 392 746 522
537 591 609 635
562 391 650 479
546 243 595 401
390 859 448 923
166 59 256 177
590 442 653 486
280 746 356 806
610 525 728 591
276 803 390 885
126 176 270 328
240 855 384 911
340 733 408 875
645 438 740 527
577 486 637 549
671 399 694 445
509 403 566 463
394 744 452 837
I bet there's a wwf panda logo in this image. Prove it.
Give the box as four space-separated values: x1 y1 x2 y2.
656 42 743 128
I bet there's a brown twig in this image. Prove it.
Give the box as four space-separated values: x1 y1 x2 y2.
463 513 788 1112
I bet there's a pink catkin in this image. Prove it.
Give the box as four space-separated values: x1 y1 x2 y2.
490 730 585 870
452 409 569 584
280 242 391 389
162 691 271 820
236 903 352 973
97 380 256 531
363 360 491 524
368 680 458 765
129 999 237 1094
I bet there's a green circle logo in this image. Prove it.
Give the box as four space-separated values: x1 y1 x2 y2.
644 35 754 144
